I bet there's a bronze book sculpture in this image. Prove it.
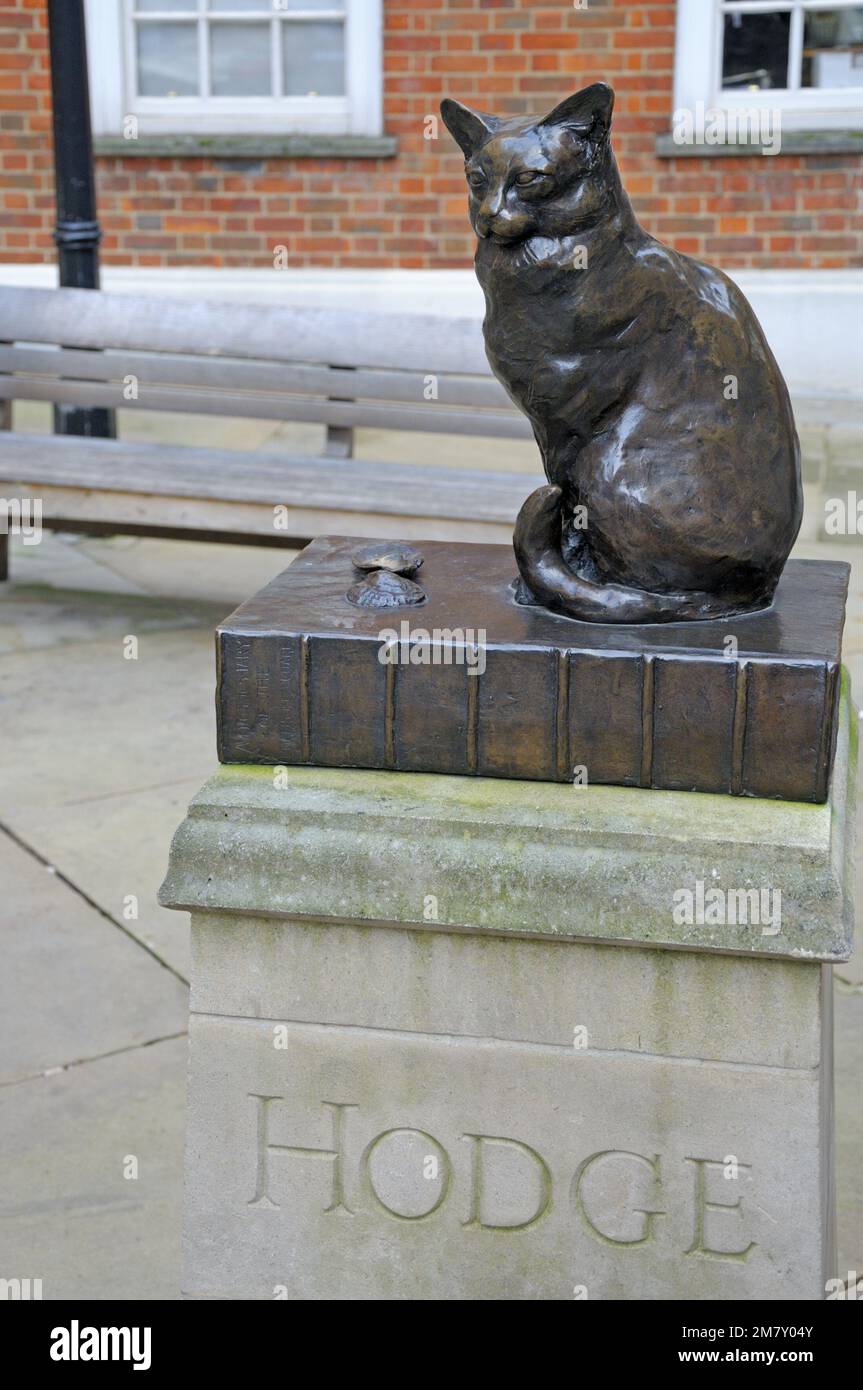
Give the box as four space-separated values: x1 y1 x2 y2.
440 82 803 625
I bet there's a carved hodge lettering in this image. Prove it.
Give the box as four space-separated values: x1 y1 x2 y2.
573 1150 666 1247
361 1128 451 1220
685 1157 756 1261
462 1134 552 1231
246 1096 757 1261
247 1095 356 1214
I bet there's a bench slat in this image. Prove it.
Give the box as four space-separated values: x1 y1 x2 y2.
0 376 533 439
0 344 514 410
0 431 540 523
0 286 491 375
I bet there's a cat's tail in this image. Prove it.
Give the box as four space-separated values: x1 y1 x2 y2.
513 486 739 625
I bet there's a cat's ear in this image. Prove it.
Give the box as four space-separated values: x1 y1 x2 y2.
540 83 614 138
440 99 500 158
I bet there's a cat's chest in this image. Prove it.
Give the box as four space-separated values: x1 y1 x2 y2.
479 263 605 400
478 240 616 367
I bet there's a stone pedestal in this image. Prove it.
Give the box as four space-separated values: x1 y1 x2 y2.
159 687 856 1301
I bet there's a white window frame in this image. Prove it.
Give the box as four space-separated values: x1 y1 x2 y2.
674 0 863 131
85 0 383 137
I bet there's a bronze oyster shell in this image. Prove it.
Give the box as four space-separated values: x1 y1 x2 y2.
350 542 424 577
346 569 427 610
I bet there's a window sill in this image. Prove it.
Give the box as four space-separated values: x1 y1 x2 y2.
655 128 863 158
93 133 398 160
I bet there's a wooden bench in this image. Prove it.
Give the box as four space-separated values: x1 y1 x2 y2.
0 285 540 580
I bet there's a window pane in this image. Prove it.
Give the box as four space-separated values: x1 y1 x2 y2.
284 1 346 9
283 20 344 95
802 7 863 87
208 1 272 10
137 22 199 96
722 10 791 90
135 1 196 11
210 22 271 95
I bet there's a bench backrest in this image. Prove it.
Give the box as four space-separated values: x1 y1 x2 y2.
0 285 532 444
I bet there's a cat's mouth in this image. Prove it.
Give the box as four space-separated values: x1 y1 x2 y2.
473 216 529 246
479 228 527 247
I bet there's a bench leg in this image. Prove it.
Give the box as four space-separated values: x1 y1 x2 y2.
0 531 8 582
324 424 354 458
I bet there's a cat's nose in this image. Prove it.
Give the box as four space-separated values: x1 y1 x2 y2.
475 193 504 239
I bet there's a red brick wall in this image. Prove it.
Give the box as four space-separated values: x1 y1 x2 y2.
0 0 51 261
1 0 861 270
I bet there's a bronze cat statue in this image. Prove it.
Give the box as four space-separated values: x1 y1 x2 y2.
441 83 802 624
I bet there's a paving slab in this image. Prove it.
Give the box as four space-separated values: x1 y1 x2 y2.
4 530 149 600
0 627 217 813
76 535 294 609
0 1037 185 1301
11 780 201 980
0 831 187 1085
0 583 222 657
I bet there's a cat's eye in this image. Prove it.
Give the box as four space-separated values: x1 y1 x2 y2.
467 170 486 190
515 171 548 187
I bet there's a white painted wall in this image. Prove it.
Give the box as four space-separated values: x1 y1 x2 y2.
730 271 863 398
1 263 860 399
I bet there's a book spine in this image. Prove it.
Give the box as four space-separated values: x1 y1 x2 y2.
219 634 836 804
